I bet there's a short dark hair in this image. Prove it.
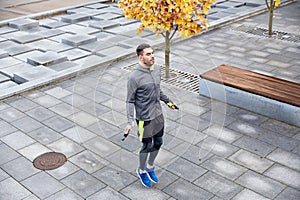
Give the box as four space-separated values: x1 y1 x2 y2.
136 43 151 56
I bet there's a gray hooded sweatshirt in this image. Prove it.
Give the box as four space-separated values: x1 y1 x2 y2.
126 64 172 125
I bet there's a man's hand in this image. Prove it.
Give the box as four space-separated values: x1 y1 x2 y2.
167 102 179 110
122 124 133 141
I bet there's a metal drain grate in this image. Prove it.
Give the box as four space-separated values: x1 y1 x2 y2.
234 25 300 43
122 64 199 93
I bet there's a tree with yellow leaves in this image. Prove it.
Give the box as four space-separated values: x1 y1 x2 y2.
118 0 216 78
265 0 281 35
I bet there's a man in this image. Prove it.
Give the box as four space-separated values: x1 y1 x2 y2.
124 43 178 187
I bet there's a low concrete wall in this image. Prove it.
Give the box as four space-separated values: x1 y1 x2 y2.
199 78 300 127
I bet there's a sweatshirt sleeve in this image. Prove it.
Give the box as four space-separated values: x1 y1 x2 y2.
126 75 137 125
160 89 172 104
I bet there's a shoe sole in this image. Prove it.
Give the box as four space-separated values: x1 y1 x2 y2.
136 168 152 188
147 172 158 183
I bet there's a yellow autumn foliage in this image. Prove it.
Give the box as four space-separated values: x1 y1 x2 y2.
118 0 216 37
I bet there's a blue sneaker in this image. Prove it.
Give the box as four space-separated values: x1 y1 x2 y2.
136 168 152 187
145 166 159 183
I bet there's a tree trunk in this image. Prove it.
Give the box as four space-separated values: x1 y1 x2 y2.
268 0 274 36
165 31 170 78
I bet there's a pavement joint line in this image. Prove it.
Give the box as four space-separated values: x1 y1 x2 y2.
0 0 296 101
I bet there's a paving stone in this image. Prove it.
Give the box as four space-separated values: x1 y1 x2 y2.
44 86 72 99
61 170 106 198
231 109 268 125
0 168 9 181
91 31 114 40
83 136 120 157
61 34 97 47
49 102 79 117
48 33 74 43
46 161 79 180
265 164 300 190
0 49 9 59
99 6 122 14
165 157 207 181
0 178 31 200
58 24 100 35
27 51 68 66
47 61 78 71
259 131 299 151
61 126 96 144
27 39 73 53
0 57 23 69
59 48 91 61
27 126 62 145
11 32 44 44
93 13 122 20
233 136 276 157
0 120 17 137
1 131 35 150
3 44 34 56
70 111 99 127
0 73 10 83
168 125 207 145
87 187 128 200
98 110 127 127
201 156 247 180
1 156 39 181
275 187 300 200
13 66 56 83
106 149 138 172
163 178 213 200
61 13 90 23
67 7 94 14
229 149 274 173
33 94 61 108
112 17 139 26
42 21 69 29
9 18 39 31
18 143 51 161
121 181 170 200
11 116 43 133
232 189 269 200
0 143 20 165
0 26 18 35
194 172 243 199
227 121 268 138
204 124 242 143
267 148 300 171
86 119 120 139
79 40 114 52
42 115 74 132
14 50 44 62
45 188 83 200
88 20 120 30
260 119 300 137
21 172 65 199
85 3 109 9
26 106 56 121
7 96 39 112
0 37 7 42
93 165 136 191
47 137 84 158
0 106 26 122
197 136 239 158
69 150 108 173
236 170 285 199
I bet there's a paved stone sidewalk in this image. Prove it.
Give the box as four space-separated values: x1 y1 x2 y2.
0 0 300 200
0 0 294 99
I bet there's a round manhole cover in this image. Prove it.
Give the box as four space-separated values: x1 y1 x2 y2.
33 152 67 170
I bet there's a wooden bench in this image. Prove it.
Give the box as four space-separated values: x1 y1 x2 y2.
199 64 300 127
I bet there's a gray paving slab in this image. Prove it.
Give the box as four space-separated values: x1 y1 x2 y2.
194 171 243 200
21 172 65 199
275 187 300 200
61 13 90 23
8 18 39 31
93 13 123 20
0 120 18 137
0 178 32 200
1 156 39 181
47 61 79 71
201 156 247 180
0 73 10 83
267 148 300 171
83 136 120 157
232 189 269 200
11 32 44 44
87 186 128 200
13 66 56 83
0 49 9 59
41 21 69 29
88 20 120 30
45 188 83 200
1 131 35 150
61 170 106 198
27 51 68 66
59 48 91 61
163 178 213 200
0 143 20 165
27 126 63 145
27 39 73 53
47 138 84 157
85 3 109 9
0 26 18 35
0 106 26 122
58 24 100 35
61 34 97 47
0 56 23 69
79 40 114 52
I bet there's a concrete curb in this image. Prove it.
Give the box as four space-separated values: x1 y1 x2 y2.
0 0 296 100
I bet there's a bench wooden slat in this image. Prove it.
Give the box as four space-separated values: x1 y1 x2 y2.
200 65 300 107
